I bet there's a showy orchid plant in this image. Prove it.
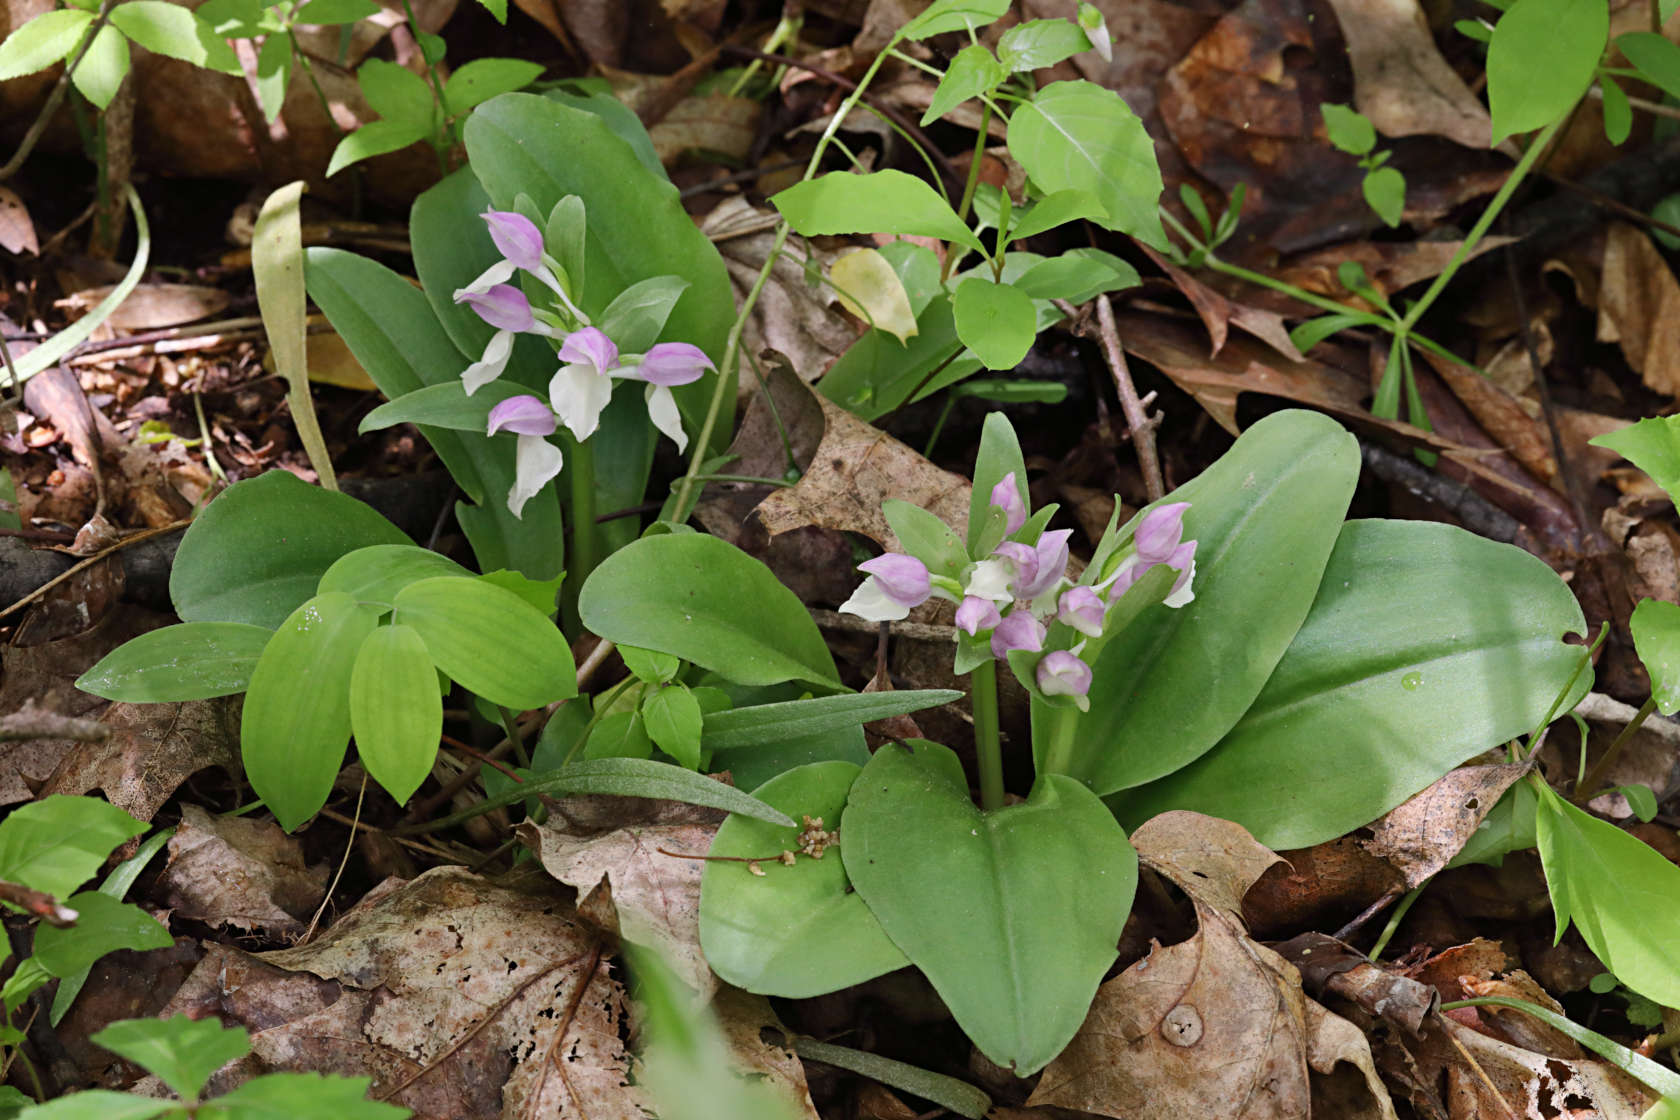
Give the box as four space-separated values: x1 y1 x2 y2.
454 210 715 519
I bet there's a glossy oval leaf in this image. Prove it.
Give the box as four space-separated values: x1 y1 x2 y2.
843 741 1136 1076
952 278 1036 370
1487 0 1605 144
32 892 172 978
1538 787 1680 1010
773 169 984 252
170 471 409 629
1591 414 1680 512
1069 409 1360 793
0 795 143 899
1116 519 1592 850
642 683 703 770
350 624 443 804
75 622 273 702
1631 598 1680 716
393 576 576 709
700 761 908 997
317 543 474 606
579 533 843 690
1007 81 1166 249
242 591 376 831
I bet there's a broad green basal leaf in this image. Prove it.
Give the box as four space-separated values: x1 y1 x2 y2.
842 741 1136 1076
1007 81 1166 249
350 624 442 804
1116 519 1591 850
1069 409 1359 794
579 533 844 691
76 622 272 702
1538 785 1680 1009
170 471 409 629
393 576 576 710
242 591 377 831
700 761 908 997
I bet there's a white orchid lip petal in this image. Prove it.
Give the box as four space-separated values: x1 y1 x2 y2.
454 258 518 300
462 330 515 395
549 361 615 443
508 432 563 518
644 384 688 452
840 577 912 622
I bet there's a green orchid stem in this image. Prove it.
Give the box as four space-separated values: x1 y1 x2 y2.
569 434 598 594
1576 693 1657 804
972 659 1004 812
670 42 898 524
1038 703 1080 778
1398 117 1561 334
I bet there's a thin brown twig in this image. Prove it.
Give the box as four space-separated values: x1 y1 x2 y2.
1058 295 1166 500
298 773 365 945
0 520 188 622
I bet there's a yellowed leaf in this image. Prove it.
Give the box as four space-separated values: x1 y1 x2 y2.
829 247 918 344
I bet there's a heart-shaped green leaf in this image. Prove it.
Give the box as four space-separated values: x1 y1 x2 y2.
842 741 1136 1075
1115 519 1591 849
1068 409 1359 793
700 761 908 997
242 591 377 831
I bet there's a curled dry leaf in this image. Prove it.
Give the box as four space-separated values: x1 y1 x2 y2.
1357 763 1532 889
41 698 239 824
702 197 858 394
1140 244 1304 362
0 186 37 256
159 804 328 937
1597 222 1680 398
1323 0 1492 149
1030 811 1396 1120
753 371 970 550
518 816 720 999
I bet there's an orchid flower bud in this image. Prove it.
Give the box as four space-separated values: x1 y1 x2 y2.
859 553 932 605
631 342 715 387
457 284 536 333
1135 502 1189 564
482 210 545 273
1037 650 1093 709
989 472 1027 535
1077 2 1113 64
955 595 1003 636
486 394 557 438
1057 586 1106 638
997 529 1072 600
990 610 1045 660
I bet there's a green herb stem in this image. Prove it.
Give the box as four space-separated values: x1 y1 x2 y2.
973 659 1004 812
1038 702 1080 779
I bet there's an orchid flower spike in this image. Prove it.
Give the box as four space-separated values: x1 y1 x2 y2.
839 553 933 622
1134 502 1190 564
486 395 562 517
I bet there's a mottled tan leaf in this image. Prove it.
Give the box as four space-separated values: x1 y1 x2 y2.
1324 0 1492 148
1598 222 1680 398
1358 763 1531 888
158 804 328 936
830 248 918 344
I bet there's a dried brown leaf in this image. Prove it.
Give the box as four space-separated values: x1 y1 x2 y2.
0 186 37 255
1598 221 1680 397
1324 0 1492 149
159 804 328 936
1358 764 1532 889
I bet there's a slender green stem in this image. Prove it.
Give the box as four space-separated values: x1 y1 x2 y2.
1576 693 1657 803
955 101 993 226
568 435 598 591
1367 883 1424 961
496 706 531 768
671 43 898 524
1398 117 1561 333
972 660 1003 811
1038 703 1080 777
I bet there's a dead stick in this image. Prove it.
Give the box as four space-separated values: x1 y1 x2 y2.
1058 296 1166 501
